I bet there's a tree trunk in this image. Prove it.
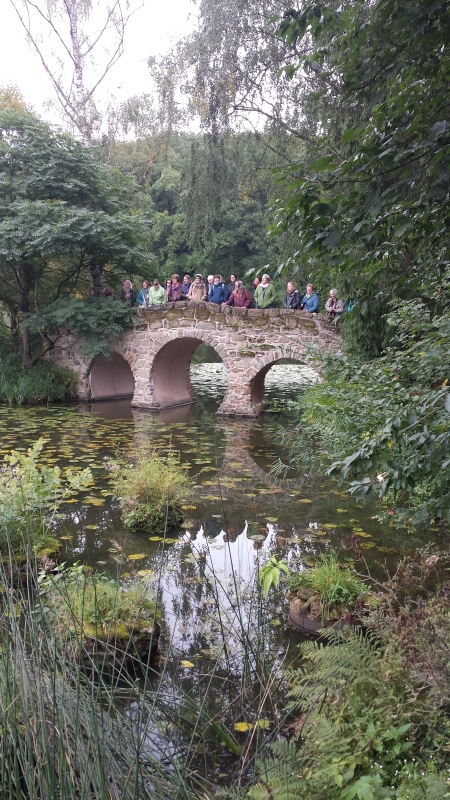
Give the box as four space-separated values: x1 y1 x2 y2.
89 262 105 295
21 272 32 366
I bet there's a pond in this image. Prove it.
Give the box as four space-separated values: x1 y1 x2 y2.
0 362 446 780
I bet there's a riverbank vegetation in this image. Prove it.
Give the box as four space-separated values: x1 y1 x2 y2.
0 348 76 404
0 439 92 560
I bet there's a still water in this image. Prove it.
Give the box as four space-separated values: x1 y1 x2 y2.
0 364 444 753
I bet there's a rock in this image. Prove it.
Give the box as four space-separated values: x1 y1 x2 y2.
66 622 161 674
296 587 314 601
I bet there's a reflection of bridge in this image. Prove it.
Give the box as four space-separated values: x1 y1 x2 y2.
51 303 341 417
127 405 305 513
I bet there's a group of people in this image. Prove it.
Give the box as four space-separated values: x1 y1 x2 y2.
107 273 344 318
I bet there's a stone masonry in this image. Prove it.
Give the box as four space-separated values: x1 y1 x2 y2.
48 301 342 417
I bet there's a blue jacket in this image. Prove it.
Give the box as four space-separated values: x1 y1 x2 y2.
301 292 319 313
208 282 229 304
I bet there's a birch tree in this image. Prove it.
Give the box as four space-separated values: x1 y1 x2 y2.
9 0 141 143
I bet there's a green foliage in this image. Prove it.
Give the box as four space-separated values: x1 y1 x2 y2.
28 296 140 359
258 556 289 598
250 628 445 799
280 264 450 528
111 447 191 532
273 0 450 308
0 439 92 558
0 350 76 404
0 107 151 363
288 553 364 616
40 563 156 641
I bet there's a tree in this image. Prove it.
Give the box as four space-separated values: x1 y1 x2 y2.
9 0 141 142
0 106 150 364
272 0 450 303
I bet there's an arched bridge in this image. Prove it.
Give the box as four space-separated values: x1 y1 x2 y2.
50 302 341 417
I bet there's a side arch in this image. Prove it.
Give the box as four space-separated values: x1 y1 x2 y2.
249 346 320 409
89 351 135 400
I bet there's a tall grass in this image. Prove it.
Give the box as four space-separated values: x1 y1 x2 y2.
0 352 76 404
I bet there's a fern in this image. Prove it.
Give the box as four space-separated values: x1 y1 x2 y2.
250 629 433 799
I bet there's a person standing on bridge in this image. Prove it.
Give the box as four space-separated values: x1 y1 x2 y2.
171 274 184 301
209 275 229 304
187 274 207 302
182 275 192 296
224 280 253 308
148 279 167 306
227 273 237 296
120 280 136 307
300 283 319 313
325 289 344 318
137 280 150 308
284 281 301 310
254 274 277 309
165 278 173 300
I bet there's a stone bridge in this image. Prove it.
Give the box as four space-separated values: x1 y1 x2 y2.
50 302 341 417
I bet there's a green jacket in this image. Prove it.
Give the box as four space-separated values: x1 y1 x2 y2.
254 282 277 309
148 285 167 305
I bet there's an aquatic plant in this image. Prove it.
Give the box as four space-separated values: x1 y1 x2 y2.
0 439 92 559
288 552 364 618
111 446 191 532
39 562 157 645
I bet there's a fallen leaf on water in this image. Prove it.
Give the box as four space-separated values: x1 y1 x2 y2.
182 505 196 510
162 538 175 544
138 569 155 579
128 553 146 561
180 660 195 668
234 722 252 732
86 525 99 530
59 536 72 540
298 499 312 504
257 719 271 729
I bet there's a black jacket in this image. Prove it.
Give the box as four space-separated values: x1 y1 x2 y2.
284 290 301 310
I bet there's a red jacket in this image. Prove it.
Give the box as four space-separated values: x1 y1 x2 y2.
225 288 253 308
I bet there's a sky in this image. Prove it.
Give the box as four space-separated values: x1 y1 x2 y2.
0 0 195 126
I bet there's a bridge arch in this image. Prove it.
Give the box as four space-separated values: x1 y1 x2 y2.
149 332 227 408
89 351 135 400
249 347 320 409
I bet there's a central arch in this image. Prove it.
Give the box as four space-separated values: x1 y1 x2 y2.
151 337 226 408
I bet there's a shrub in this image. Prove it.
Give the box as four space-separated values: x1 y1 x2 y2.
0 351 77 404
288 552 365 618
111 447 191 532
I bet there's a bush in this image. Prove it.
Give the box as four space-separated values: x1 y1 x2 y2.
0 351 77 404
111 447 191 532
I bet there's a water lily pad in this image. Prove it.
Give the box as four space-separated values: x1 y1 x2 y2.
137 569 155 579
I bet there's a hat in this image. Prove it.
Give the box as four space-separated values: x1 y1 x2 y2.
194 273 203 279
